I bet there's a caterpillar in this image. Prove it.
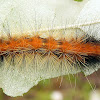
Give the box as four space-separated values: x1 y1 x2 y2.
0 30 100 74
0 0 100 97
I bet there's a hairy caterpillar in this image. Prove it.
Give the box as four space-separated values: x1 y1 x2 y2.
0 0 100 97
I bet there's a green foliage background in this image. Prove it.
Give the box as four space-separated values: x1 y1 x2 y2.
74 0 83 2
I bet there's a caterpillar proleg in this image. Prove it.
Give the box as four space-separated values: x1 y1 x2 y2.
0 0 100 97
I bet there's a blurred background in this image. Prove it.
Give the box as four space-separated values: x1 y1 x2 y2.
1 69 100 100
